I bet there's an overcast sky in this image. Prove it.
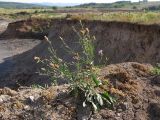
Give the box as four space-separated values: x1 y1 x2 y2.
0 0 159 3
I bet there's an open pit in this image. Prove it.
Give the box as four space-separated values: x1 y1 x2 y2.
0 18 160 89
0 19 160 120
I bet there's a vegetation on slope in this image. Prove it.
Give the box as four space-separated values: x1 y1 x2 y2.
35 23 115 111
75 1 160 10
67 12 160 24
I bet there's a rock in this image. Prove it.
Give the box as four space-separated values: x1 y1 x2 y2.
133 102 142 110
46 105 52 109
24 105 30 110
152 76 160 86
90 113 102 120
117 113 121 117
149 102 160 117
134 111 147 120
117 102 128 111
0 95 11 103
12 100 24 109
76 105 92 120
100 109 116 119
0 98 3 103
117 109 123 112
122 110 134 120
29 96 35 102
154 90 160 96
0 87 17 96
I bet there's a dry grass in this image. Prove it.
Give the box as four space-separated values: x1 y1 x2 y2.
0 8 66 20
1 8 160 24
68 12 160 24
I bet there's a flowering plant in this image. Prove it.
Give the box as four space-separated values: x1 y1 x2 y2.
34 21 115 111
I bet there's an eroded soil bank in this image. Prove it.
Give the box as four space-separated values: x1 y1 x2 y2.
2 19 160 64
0 19 160 120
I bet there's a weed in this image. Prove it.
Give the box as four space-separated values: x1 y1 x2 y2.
152 63 160 75
31 84 44 89
35 21 115 111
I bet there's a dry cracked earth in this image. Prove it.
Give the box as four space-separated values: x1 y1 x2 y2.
0 19 160 120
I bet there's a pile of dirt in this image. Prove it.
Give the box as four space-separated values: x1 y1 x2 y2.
0 18 54 40
0 62 159 120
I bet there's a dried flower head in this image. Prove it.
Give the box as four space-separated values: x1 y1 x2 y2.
59 36 64 41
34 56 41 63
73 53 80 60
98 50 103 57
50 63 59 69
80 29 86 35
86 28 89 33
34 56 40 60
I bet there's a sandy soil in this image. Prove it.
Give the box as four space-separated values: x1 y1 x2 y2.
0 20 41 80
0 39 40 63
0 39 40 78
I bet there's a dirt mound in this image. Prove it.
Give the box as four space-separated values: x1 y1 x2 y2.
0 62 159 120
0 18 54 40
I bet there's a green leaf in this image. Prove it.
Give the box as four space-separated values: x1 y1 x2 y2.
96 93 103 106
91 73 101 86
101 92 113 104
91 102 98 111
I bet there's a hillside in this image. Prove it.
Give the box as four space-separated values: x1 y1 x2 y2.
75 1 160 10
0 1 46 9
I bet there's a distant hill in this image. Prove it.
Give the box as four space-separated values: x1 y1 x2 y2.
0 1 47 9
75 1 160 10
76 1 132 9
36 2 81 7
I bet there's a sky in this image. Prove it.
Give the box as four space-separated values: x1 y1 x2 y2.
0 0 159 3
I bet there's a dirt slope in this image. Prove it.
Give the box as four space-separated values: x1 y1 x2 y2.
2 19 160 64
1 19 160 87
0 18 54 40
0 19 9 33
48 20 160 64
0 62 160 120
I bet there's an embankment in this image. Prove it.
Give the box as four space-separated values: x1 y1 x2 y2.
1 19 160 87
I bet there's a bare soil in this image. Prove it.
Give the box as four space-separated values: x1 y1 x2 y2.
0 62 159 120
0 18 160 120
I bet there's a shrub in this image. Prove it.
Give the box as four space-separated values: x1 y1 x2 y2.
52 6 57 10
152 63 160 75
34 21 115 111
